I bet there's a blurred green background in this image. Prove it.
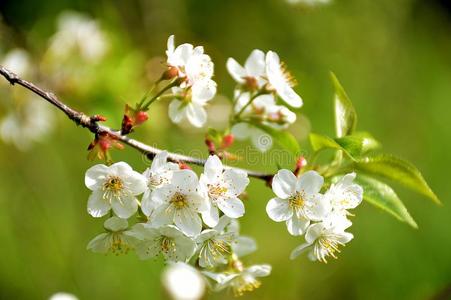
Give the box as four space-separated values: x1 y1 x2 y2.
0 0 450 299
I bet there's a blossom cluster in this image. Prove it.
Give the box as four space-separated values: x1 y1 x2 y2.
163 36 301 153
85 152 270 296
266 170 363 262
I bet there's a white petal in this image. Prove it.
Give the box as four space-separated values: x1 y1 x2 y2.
172 235 196 261
111 195 139 219
85 164 109 190
174 208 202 237
135 239 161 260
217 197 245 219
304 193 330 221
87 190 110 218
201 204 220 228
246 264 271 277
305 223 324 244
272 169 297 199
172 170 199 194
104 216 128 231
337 232 354 244
168 100 186 124
203 155 223 179
278 84 303 108
244 49 266 78
123 171 147 195
226 57 246 83
266 197 292 222
151 151 169 172
166 35 175 56
109 161 133 176
232 236 257 257
214 215 232 232
141 190 156 217
286 216 310 236
297 171 324 195
186 103 207 128
87 233 110 253
192 79 217 103
149 205 173 228
289 243 310 260
223 169 249 196
172 43 194 66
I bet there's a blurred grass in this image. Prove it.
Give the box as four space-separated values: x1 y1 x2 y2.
1 0 451 299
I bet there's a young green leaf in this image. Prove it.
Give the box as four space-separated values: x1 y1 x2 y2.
355 174 417 228
331 72 357 137
355 154 440 204
253 123 300 156
309 132 379 160
335 132 380 157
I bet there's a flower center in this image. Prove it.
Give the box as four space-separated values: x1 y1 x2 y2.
208 184 228 201
160 236 176 253
233 275 261 297
103 176 127 203
289 192 305 211
314 234 345 263
104 176 123 192
110 232 130 255
170 192 188 209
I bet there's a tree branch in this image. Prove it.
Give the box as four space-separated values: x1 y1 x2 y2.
0 65 273 182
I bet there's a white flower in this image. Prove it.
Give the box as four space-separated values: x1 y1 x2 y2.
49 292 78 300
196 216 236 268
168 79 217 128
266 170 330 236
290 222 353 263
48 11 107 62
326 172 363 213
133 224 196 262
85 162 147 219
204 264 271 296
166 35 214 86
162 262 206 300
141 151 179 216
0 100 54 151
231 123 273 152
149 170 208 236
199 155 249 227
265 51 303 108
322 173 363 230
226 49 266 88
87 217 141 254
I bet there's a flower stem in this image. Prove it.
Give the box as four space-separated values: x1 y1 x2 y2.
141 80 178 111
234 90 265 120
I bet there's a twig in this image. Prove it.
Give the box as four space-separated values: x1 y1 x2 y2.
0 65 273 182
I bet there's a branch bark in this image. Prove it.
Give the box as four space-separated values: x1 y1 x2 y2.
0 65 273 181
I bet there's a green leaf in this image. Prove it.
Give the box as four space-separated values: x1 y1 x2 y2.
355 174 417 228
335 132 380 157
309 132 379 160
253 123 300 155
310 133 343 152
355 154 440 204
331 72 357 137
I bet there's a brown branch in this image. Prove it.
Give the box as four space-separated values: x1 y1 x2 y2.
0 65 273 182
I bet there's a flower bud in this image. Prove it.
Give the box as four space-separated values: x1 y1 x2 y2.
221 134 235 149
179 162 192 170
135 111 149 125
162 66 179 80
